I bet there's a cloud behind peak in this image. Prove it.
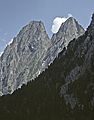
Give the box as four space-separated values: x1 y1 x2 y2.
51 14 73 33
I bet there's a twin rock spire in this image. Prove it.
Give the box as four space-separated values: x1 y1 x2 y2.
0 17 85 95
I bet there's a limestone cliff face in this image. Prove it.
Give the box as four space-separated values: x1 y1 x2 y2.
0 17 84 96
42 17 85 68
52 17 84 46
0 21 51 95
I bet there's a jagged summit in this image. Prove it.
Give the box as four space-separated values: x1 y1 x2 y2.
51 17 85 46
28 20 46 30
0 20 49 58
16 20 50 41
0 20 51 95
0 16 85 96
42 17 85 67
26 20 47 35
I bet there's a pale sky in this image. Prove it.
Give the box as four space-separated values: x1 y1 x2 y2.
0 0 94 53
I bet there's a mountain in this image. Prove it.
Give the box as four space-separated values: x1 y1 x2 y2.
42 17 85 68
52 17 84 46
0 17 84 95
0 14 94 120
0 21 51 95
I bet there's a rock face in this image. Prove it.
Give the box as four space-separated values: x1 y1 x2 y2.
52 17 84 46
0 21 51 95
42 17 85 67
0 14 94 120
0 17 84 96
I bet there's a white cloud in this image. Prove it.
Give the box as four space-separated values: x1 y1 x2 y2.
68 13 73 18
51 14 73 33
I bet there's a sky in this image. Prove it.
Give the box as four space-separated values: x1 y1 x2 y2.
0 0 94 54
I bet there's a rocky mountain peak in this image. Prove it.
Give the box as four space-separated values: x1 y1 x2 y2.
0 20 51 95
30 21 48 37
18 20 46 35
0 17 85 96
51 17 85 47
16 20 50 45
41 17 85 67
